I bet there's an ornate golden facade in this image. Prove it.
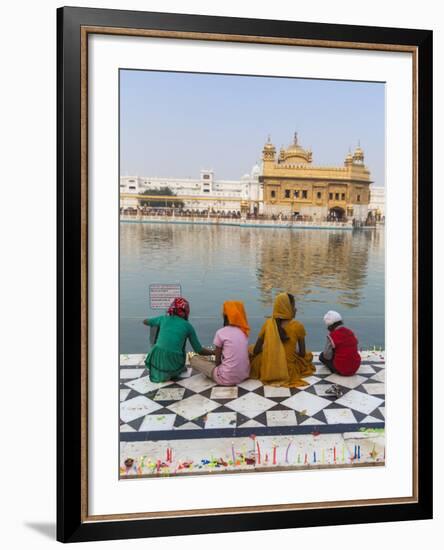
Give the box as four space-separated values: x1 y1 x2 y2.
261 133 372 221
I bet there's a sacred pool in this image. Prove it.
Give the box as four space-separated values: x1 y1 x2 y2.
120 223 384 354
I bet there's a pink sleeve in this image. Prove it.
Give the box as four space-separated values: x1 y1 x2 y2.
213 329 223 348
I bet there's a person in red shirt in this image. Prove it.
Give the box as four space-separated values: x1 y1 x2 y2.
319 310 361 376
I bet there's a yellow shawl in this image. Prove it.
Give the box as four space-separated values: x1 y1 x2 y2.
251 292 314 387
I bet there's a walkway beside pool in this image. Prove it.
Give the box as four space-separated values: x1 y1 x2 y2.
119 351 385 477
120 214 357 230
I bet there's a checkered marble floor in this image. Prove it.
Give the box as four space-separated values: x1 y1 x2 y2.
119 352 385 441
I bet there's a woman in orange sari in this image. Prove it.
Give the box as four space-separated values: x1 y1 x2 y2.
249 292 315 387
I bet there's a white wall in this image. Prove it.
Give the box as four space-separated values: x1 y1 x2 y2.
0 0 441 548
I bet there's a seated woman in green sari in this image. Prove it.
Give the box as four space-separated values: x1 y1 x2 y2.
143 297 213 383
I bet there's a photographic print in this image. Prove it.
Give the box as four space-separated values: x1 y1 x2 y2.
118 70 386 479
57 7 432 541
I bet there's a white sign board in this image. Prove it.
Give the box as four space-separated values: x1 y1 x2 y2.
149 283 182 309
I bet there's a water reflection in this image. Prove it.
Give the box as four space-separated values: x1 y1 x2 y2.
255 229 382 308
120 223 384 352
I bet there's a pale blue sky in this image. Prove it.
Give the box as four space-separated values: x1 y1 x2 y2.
120 70 385 186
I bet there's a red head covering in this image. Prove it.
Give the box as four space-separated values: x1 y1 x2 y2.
167 297 190 320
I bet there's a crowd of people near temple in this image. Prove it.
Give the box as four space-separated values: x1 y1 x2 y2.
143 293 361 388
120 207 363 224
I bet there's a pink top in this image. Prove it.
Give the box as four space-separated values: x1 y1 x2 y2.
212 326 250 385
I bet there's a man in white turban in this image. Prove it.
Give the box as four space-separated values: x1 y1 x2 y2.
319 310 361 376
323 310 343 328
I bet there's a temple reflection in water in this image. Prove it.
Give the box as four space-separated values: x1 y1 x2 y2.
254 229 382 308
120 223 384 352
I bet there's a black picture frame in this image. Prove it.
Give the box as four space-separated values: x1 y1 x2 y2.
57 5 433 543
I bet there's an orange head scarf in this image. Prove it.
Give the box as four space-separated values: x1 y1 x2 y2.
222 301 250 337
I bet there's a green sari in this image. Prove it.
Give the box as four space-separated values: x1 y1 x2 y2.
144 315 204 382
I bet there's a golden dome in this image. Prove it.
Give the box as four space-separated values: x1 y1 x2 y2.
281 132 311 164
353 145 364 161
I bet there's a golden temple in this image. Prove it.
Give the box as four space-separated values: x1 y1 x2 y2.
261 132 372 221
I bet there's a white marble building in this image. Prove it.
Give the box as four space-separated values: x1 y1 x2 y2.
120 165 263 214
369 185 385 218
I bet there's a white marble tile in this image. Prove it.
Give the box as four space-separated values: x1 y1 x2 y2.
174 421 202 430
362 383 385 395
237 378 264 391
314 364 332 375
266 410 297 427
120 389 131 402
120 354 146 366
225 393 275 418
120 396 163 423
166 394 219 420
324 373 367 389
124 376 173 394
263 385 291 398
238 419 265 428
205 412 237 429
324 408 357 424
335 390 384 415
370 370 385 383
210 386 238 400
120 423 136 432
357 365 376 374
281 392 330 416
153 387 186 401
139 414 176 431
178 367 193 379
300 375 322 387
360 351 385 361
361 415 384 423
120 368 145 380
176 373 216 393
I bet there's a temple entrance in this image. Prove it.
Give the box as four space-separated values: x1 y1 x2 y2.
328 206 346 221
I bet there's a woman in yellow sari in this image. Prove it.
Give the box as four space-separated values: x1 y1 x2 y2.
249 292 315 387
